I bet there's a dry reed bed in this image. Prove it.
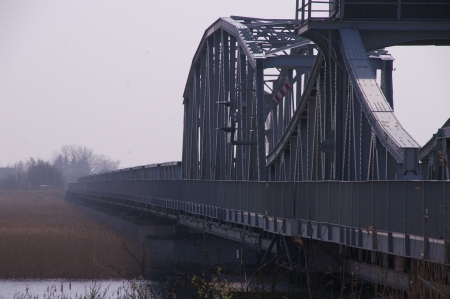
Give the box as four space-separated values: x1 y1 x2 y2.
0 190 141 279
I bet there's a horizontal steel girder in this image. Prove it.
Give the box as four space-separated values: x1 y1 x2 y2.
264 55 315 69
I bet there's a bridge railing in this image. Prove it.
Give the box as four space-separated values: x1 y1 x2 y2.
295 0 450 23
77 161 182 182
69 180 450 243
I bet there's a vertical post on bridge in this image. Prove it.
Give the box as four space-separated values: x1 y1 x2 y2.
255 59 266 181
381 59 394 110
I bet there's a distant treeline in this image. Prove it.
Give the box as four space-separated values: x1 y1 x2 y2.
1 145 120 190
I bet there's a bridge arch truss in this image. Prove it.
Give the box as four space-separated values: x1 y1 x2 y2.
181 16 441 182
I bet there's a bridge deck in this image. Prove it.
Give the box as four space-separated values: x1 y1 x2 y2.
69 179 450 265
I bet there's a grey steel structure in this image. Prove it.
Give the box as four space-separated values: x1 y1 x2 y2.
420 119 450 180
181 9 450 183
69 1 450 292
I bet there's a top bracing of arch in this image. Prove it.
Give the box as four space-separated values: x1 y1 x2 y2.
183 16 312 97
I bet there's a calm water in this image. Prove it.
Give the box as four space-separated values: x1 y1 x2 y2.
0 280 128 298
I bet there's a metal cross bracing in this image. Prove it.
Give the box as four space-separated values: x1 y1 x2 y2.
182 16 314 181
264 31 421 182
181 14 449 182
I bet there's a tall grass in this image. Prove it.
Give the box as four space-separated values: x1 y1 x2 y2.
0 190 141 279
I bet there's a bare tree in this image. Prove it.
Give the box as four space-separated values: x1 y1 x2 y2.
52 145 120 183
91 153 120 173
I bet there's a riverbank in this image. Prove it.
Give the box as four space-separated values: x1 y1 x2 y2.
0 190 141 279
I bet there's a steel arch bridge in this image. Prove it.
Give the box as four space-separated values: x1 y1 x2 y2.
68 2 450 293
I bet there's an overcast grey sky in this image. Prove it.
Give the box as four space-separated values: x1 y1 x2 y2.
0 1 449 168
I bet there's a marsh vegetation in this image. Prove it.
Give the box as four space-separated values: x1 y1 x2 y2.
0 190 141 279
